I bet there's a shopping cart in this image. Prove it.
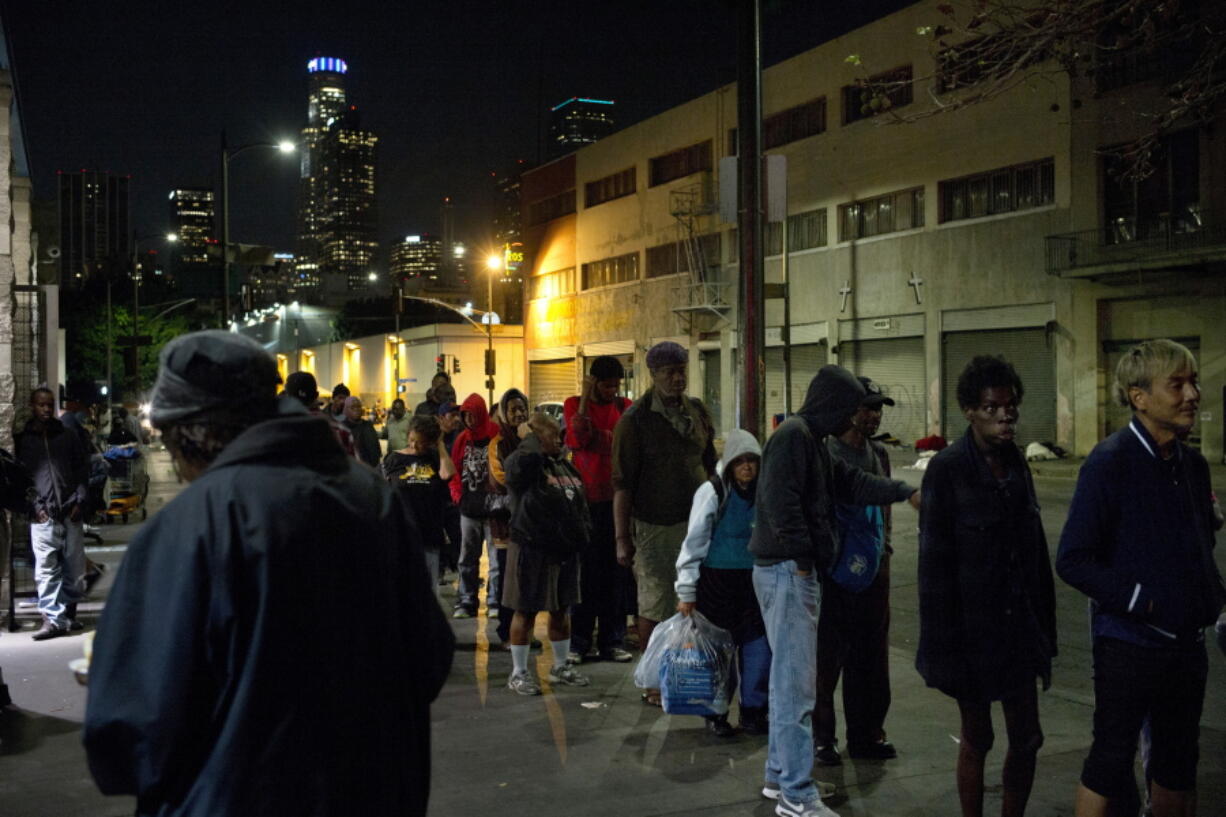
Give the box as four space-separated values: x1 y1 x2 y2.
103 443 149 523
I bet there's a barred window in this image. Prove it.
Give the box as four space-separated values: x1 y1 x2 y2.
842 65 913 124
939 159 1055 223
649 140 713 187
528 267 575 301
584 167 636 208
646 234 722 278
838 187 924 241
581 252 639 289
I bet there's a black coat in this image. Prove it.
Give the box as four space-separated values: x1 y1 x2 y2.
84 406 454 817
749 365 914 573
915 428 1057 702
14 417 90 519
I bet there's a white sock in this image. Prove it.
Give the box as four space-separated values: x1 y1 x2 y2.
551 638 570 670
510 644 530 676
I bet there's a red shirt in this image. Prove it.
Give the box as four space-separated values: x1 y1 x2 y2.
563 395 628 503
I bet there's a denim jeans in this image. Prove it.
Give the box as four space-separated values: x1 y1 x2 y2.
736 634 772 710
457 515 497 609
31 518 86 628
754 560 821 805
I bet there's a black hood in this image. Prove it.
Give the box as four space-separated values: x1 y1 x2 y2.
797 365 866 438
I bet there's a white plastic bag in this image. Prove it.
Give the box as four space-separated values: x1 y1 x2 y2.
633 611 735 715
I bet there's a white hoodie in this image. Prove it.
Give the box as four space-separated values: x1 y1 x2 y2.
674 428 763 603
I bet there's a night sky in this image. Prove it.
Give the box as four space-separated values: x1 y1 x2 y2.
5 0 912 261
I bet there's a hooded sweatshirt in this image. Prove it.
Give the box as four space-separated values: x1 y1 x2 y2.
749 365 914 573
449 393 500 507
675 429 762 603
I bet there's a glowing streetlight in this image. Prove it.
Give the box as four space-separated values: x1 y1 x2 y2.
278 140 296 154
368 271 378 282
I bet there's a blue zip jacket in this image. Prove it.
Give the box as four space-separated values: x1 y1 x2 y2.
1056 418 1225 643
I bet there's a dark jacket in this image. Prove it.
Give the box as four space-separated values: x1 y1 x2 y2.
345 417 382 467
915 427 1057 701
1057 419 1225 643
749 365 914 573
505 433 591 559
83 405 454 817
14 416 90 519
611 388 716 525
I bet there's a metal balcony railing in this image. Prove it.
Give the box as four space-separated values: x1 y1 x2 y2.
1045 208 1226 274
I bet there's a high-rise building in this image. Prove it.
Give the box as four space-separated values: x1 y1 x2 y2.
294 56 379 301
390 234 442 282
167 188 215 294
318 107 378 293
57 170 130 284
547 97 615 158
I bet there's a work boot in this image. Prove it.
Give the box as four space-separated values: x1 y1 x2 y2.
31 620 68 641
65 603 85 631
739 706 769 735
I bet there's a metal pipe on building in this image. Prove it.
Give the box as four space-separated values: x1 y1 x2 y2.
737 0 765 438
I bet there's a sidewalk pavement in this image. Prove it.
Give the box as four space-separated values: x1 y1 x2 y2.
1 449 1222 817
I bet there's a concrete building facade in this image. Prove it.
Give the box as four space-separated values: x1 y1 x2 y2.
520 2 1226 462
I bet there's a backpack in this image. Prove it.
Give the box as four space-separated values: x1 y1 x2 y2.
512 458 590 562
830 504 885 593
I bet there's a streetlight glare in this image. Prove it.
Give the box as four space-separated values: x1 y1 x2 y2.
485 254 502 271
278 140 296 153
367 271 378 281
166 233 178 242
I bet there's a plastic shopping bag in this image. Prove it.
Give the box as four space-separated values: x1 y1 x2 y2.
633 611 734 716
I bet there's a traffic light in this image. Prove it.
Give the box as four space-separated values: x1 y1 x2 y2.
484 348 496 376
452 356 461 374
436 355 445 373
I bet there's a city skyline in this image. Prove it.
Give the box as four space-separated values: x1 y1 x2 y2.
4 0 913 266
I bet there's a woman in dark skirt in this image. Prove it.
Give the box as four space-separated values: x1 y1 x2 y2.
501 412 592 695
674 428 770 737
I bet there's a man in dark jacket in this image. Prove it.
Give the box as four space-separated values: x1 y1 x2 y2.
815 377 901 765
1057 339 1224 817
414 372 452 416
917 356 1056 817
750 365 918 817
83 331 454 817
15 387 91 640
612 341 715 673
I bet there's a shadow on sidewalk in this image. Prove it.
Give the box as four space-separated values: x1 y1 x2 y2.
0 706 81 755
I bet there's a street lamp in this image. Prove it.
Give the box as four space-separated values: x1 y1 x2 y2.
484 253 504 408
115 232 176 399
220 131 296 327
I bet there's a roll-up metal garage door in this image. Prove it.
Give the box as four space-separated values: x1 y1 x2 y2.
529 359 578 405
1103 336 1200 447
840 337 926 446
942 328 1056 447
766 343 829 422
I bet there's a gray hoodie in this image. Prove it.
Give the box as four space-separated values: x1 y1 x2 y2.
749 365 914 572
675 429 763 602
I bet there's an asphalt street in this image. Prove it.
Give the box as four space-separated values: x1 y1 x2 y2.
1 447 1223 817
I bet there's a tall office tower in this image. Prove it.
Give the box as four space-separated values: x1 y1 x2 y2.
390 234 442 283
318 106 378 293
167 188 214 294
57 170 130 285
490 161 527 325
547 97 615 158
294 56 348 292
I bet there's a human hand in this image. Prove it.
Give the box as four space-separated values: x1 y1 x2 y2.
517 421 532 440
616 537 635 568
677 600 696 617
908 490 921 511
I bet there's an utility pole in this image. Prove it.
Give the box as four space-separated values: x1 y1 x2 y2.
737 0 765 438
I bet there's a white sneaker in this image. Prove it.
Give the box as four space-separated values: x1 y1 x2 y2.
507 672 541 696
548 664 590 686
763 782 836 801
761 781 781 800
775 794 839 817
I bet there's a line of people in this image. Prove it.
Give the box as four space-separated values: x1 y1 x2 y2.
32 328 1218 817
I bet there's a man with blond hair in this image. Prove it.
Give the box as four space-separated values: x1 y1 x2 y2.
1058 339 1225 817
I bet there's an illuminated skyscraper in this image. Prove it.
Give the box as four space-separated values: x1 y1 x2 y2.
390 234 442 282
168 187 216 296
319 107 378 293
294 56 378 300
547 97 615 158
